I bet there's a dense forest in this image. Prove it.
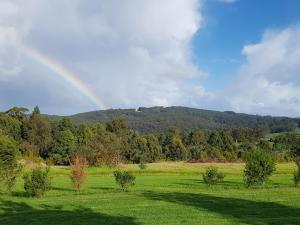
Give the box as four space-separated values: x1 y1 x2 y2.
1 106 300 167
48 106 300 134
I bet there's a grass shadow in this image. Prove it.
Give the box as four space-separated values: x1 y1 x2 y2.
50 186 72 192
89 186 116 191
142 191 300 225
0 200 138 225
175 179 243 189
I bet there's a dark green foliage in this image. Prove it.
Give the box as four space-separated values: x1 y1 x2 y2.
202 166 225 186
128 134 162 163
0 134 21 194
113 170 135 191
23 167 51 198
22 106 52 155
0 113 22 140
1 106 299 166
164 126 188 161
293 157 300 187
50 129 76 165
77 124 122 167
49 106 298 134
106 118 128 136
244 149 276 187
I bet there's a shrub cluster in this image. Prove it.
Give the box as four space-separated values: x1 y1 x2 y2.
23 167 51 198
202 166 225 186
244 148 276 187
113 170 135 191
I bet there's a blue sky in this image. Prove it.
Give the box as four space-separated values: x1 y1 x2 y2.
193 0 300 91
0 0 300 116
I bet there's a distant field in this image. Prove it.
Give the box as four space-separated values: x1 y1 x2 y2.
265 129 300 139
1 162 299 225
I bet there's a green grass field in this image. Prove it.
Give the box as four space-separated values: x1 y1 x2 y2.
0 162 299 225
265 130 300 139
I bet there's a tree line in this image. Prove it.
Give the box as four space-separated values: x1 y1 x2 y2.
0 106 299 167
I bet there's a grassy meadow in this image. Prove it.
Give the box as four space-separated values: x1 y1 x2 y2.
265 129 300 139
0 162 299 225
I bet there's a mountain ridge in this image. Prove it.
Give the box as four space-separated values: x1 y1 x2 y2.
46 106 300 134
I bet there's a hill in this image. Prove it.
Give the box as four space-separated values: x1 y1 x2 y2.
47 106 300 134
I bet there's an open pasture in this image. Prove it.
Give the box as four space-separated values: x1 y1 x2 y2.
0 162 299 225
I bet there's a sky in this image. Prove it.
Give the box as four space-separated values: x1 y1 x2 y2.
0 0 300 116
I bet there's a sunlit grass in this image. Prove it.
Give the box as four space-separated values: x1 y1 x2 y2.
0 162 299 225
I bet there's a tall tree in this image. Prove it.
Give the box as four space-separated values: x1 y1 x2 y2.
164 126 188 161
23 106 52 157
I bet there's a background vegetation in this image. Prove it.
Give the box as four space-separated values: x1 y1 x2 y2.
1 106 300 167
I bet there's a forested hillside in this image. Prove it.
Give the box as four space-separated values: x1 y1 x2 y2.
49 106 299 134
1 106 300 167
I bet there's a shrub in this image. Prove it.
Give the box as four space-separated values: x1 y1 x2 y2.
293 157 300 187
113 170 135 191
23 167 51 198
202 166 225 186
244 148 276 187
139 162 147 170
70 156 87 191
0 134 22 195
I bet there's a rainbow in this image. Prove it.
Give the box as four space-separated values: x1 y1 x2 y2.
21 45 107 110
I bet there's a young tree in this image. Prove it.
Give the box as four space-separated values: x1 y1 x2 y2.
23 167 51 198
0 134 22 195
244 148 276 187
113 170 135 191
202 166 225 186
70 155 88 191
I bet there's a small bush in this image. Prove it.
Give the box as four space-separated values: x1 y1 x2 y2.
70 156 87 191
139 162 147 170
113 170 135 191
293 157 300 187
23 167 51 198
244 148 276 187
202 166 225 186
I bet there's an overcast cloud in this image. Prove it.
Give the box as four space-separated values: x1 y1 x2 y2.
0 0 300 116
0 0 208 114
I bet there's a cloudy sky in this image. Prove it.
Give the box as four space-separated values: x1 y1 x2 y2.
0 0 300 116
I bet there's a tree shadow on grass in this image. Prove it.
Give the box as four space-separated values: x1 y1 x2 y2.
175 179 243 189
0 200 138 225
142 191 300 225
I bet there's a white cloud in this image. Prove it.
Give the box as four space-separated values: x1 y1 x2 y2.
223 24 300 116
0 0 208 114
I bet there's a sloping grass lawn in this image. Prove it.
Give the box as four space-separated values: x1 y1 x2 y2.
0 163 299 225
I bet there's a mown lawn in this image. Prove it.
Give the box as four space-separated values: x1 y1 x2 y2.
0 163 299 225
